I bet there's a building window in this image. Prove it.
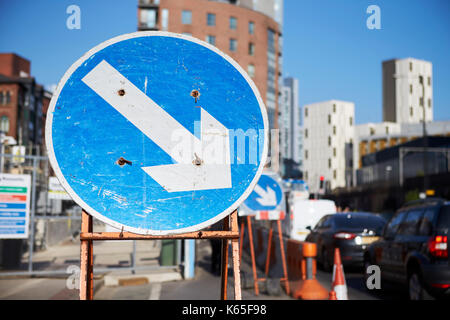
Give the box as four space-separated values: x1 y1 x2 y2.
333 170 337 179
428 77 431 86
140 8 157 29
229 17 237 30
305 108 308 117
182 10 192 25
349 117 353 126
207 13 216 26
206 35 216 46
161 9 169 31
410 84 413 94
305 150 308 159
419 97 424 107
409 62 413 71
249 21 255 34
0 115 9 133
328 114 331 124
370 128 375 135
333 104 336 113
5 91 10 104
0 92 4 105
328 158 332 168
328 136 331 146
247 64 255 78
333 126 336 135
386 126 389 134
305 171 308 180
428 98 432 108
229 38 237 52
305 129 308 138
410 106 413 117
248 42 255 56
333 148 336 157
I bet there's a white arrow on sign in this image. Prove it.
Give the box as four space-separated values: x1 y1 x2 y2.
81 60 232 192
254 185 277 207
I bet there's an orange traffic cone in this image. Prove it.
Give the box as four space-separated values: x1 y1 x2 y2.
331 248 348 300
329 290 337 300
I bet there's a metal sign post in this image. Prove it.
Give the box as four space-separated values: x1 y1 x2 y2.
79 209 241 300
238 172 289 295
45 32 268 300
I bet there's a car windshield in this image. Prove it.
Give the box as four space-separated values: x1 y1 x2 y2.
334 214 386 233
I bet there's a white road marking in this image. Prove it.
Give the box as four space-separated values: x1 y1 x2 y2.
148 282 161 300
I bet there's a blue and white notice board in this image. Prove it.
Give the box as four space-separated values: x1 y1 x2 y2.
46 32 268 235
0 174 31 239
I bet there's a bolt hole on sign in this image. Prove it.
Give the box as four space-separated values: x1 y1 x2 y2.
46 32 268 235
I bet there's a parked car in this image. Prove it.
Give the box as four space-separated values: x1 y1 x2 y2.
363 198 450 300
306 212 387 271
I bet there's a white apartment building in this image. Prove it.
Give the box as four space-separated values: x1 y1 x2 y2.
303 100 355 192
280 77 302 169
383 58 433 124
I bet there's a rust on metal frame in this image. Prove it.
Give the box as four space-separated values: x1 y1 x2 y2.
79 209 242 300
240 216 290 296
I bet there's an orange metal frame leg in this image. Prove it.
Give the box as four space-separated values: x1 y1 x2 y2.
80 211 93 300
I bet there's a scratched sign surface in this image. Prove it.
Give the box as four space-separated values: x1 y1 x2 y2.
46 32 268 235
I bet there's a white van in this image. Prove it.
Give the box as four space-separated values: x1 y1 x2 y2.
288 199 336 241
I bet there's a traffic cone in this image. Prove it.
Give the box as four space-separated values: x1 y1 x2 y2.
331 248 348 300
329 290 337 300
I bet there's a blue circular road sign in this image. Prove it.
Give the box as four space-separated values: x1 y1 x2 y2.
46 32 268 235
243 174 283 211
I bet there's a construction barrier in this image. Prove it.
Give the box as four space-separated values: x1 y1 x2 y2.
286 239 328 300
240 222 330 300
239 216 289 296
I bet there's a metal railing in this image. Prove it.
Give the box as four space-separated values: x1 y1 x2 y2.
0 153 181 277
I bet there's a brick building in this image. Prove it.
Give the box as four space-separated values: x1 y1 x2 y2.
0 53 50 154
137 0 284 167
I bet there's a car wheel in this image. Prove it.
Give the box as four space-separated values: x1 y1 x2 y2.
408 271 424 300
322 247 332 272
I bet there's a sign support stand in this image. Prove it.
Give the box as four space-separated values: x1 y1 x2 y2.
239 216 290 296
79 210 242 300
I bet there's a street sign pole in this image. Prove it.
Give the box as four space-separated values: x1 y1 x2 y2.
79 209 242 300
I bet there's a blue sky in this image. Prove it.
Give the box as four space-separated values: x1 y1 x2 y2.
0 0 449 124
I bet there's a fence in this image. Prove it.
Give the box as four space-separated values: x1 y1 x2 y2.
0 153 181 277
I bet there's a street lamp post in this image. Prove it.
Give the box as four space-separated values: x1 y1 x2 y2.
419 75 429 193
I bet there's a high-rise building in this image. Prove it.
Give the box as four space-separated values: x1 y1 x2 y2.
279 77 302 177
303 100 355 192
0 53 49 154
137 0 283 137
383 58 433 124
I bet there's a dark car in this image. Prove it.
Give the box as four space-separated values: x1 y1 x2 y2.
305 212 387 271
364 198 450 300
